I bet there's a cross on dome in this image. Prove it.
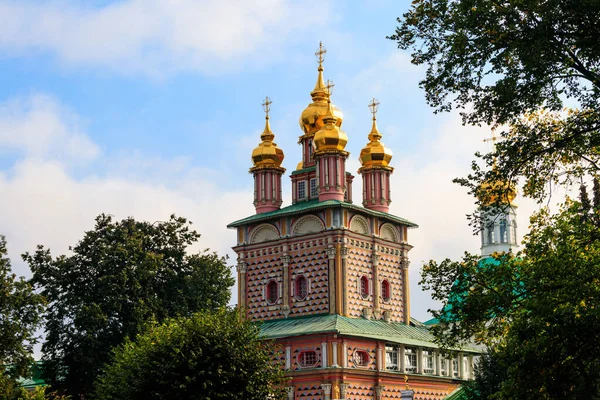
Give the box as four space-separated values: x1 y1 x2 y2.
368 97 380 120
262 96 272 118
315 41 327 65
325 79 335 96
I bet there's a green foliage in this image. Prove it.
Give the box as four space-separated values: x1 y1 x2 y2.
390 0 600 202
0 236 45 379
25 214 234 398
92 309 285 400
422 194 600 399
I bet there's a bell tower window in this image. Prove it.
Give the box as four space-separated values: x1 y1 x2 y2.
500 219 508 243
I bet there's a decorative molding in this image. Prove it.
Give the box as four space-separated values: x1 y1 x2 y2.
380 223 399 242
349 215 370 235
249 223 279 244
236 262 247 273
292 215 325 236
340 246 349 259
326 247 337 259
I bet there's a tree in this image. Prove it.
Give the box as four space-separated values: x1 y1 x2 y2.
92 309 285 400
421 191 600 399
389 0 600 202
25 214 234 399
0 235 45 380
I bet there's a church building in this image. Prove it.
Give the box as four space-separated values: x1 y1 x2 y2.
228 43 479 400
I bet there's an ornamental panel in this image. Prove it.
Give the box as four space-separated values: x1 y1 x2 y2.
249 223 279 244
292 215 325 236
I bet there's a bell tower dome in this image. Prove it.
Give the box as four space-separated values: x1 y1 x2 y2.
358 98 394 213
250 97 285 214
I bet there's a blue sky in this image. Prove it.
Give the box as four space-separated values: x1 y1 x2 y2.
0 0 538 320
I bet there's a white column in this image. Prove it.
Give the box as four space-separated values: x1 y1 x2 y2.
435 351 441 376
342 342 348 367
459 353 465 379
321 384 332 400
286 386 295 400
332 342 338 366
285 346 291 370
399 345 406 373
321 342 328 368
417 348 423 374
449 354 455 377
377 346 383 371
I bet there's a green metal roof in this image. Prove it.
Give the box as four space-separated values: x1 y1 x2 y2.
444 386 467 400
227 199 418 228
290 166 316 175
258 314 479 353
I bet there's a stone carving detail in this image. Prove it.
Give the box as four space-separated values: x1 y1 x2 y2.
349 215 370 235
326 247 337 259
293 215 325 236
236 262 247 273
380 223 400 242
249 223 279 244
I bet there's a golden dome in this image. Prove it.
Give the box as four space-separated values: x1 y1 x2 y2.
299 42 343 137
477 165 517 206
313 101 348 154
359 101 393 170
250 100 285 171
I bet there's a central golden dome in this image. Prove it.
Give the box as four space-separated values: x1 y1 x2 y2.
299 43 343 137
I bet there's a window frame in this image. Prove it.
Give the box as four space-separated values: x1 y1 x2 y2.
404 347 417 373
294 275 308 301
385 345 398 371
298 350 318 368
353 350 370 367
297 181 307 200
360 275 369 299
381 279 391 302
309 178 318 198
265 279 278 305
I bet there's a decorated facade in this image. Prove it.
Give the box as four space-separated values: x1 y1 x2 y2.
228 43 478 400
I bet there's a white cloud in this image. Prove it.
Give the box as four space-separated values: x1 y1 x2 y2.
0 94 252 309
0 94 99 161
0 0 330 76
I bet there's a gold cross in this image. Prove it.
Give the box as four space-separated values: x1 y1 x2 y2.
315 41 327 65
483 128 499 151
368 97 380 118
325 79 335 96
262 96 272 117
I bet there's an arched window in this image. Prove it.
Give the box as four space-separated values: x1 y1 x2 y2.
486 222 495 244
381 280 391 302
360 276 369 299
266 280 278 305
295 276 308 300
298 350 318 367
511 220 518 244
499 219 508 243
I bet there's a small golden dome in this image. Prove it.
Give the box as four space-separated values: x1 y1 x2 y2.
359 99 393 171
477 165 517 206
313 101 348 154
250 98 285 171
299 42 343 137
359 120 393 171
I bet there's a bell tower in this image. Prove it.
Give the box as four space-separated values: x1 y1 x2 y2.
250 97 285 214
358 98 394 212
